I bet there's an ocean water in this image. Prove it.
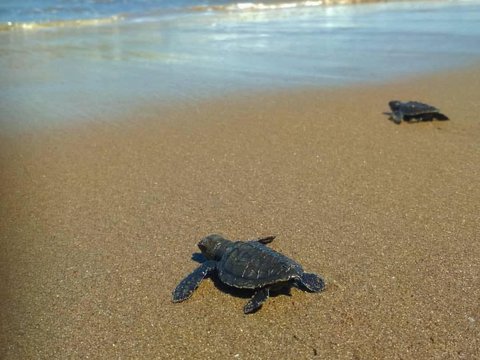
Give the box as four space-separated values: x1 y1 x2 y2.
1 0 480 128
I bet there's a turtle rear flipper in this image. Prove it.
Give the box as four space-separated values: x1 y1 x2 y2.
244 287 270 314
434 112 449 120
172 261 216 303
299 272 325 292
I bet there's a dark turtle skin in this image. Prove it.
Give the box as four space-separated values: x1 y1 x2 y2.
389 100 449 124
172 234 325 314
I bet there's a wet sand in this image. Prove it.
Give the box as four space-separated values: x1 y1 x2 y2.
1 66 479 359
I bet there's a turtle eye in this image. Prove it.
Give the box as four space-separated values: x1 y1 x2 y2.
198 242 207 252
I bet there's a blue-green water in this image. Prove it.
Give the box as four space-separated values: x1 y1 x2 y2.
0 0 227 23
1 0 480 128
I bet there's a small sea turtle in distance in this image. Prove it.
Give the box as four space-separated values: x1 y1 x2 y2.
172 234 325 314
388 100 449 124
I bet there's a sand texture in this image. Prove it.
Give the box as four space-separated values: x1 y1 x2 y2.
1 67 479 359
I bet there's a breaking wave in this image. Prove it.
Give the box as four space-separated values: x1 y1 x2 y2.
0 0 387 32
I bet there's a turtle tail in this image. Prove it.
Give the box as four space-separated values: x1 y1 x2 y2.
300 273 325 292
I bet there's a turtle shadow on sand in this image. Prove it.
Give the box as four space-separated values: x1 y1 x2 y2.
383 111 445 124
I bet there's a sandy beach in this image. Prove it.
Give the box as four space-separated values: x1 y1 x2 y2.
1 65 479 359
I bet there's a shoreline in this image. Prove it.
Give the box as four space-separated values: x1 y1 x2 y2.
3 61 480 135
1 65 479 359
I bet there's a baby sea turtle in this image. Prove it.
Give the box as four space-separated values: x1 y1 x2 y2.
172 234 325 314
388 100 449 124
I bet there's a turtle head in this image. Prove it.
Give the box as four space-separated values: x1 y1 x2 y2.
198 234 231 260
388 100 401 111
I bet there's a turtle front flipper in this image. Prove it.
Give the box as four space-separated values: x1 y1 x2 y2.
392 111 403 124
388 100 403 124
299 272 325 292
248 236 276 245
244 287 270 314
172 261 216 303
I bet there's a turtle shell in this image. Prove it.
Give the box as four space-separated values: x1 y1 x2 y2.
217 241 303 289
390 101 439 116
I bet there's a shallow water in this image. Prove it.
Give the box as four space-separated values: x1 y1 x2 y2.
1 0 480 128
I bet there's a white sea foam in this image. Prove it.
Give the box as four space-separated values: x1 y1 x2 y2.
224 1 328 12
0 15 123 31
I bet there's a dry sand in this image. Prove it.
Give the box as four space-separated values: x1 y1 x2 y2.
1 66 479 359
